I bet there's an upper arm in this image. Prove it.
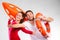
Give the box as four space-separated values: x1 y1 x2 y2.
8 19 25 28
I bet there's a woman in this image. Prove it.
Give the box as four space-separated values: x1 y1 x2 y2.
8 12 33 40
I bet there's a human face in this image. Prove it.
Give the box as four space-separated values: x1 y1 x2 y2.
16 13 23 21
27 12 34 20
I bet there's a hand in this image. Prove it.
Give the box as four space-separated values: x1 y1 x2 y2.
44 34 49 39
9 15 15 20
46 17 54 22
44 32 51 39
31 31 36 35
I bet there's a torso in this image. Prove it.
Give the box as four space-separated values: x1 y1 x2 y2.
8 19 21 40
23 20 47 40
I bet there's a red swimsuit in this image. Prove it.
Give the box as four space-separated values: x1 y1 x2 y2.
8 19 33 40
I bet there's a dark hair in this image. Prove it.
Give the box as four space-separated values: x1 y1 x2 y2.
26 10 33 14
18 12 26 23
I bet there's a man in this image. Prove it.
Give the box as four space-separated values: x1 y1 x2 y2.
23 10 53 40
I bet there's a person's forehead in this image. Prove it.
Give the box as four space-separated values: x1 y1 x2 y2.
27 12 32 14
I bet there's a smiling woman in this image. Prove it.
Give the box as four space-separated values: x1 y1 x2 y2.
2 2 33 40
7 11 33 40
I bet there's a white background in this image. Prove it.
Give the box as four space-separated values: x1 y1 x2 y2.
0 0 60 40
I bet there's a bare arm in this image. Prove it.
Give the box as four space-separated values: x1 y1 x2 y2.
11 24 25 28
35 16 54 22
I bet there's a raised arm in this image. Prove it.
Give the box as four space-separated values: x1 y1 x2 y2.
8 19 24 28
35 13 54 22
11 24 24 28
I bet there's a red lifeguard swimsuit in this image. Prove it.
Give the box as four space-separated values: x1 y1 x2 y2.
8 19 33 40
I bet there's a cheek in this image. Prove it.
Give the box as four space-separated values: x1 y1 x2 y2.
27 15 30 18
19 14 23 19
30 15 33 17
19 16 23 19
16 16 20 20
32 14 33 16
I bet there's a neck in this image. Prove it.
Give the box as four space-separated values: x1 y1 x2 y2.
30 20 34 25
